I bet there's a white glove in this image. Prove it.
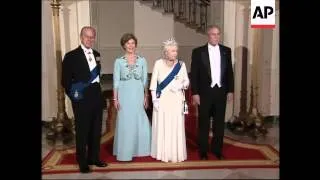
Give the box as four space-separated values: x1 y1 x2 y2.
153 99 159 111
181 79 189 89
151 90 160 111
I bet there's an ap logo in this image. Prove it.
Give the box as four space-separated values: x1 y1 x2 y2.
251 0 275 28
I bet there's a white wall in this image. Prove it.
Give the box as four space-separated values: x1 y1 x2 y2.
174 21 207 72
134 0 174 72
92 0 207 73
94 0 135 74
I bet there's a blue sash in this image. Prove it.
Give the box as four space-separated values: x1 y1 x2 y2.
69 66 99 101
156 61 181 98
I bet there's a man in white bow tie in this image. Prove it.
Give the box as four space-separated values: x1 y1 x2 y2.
62 26 107 173
191 25 234 161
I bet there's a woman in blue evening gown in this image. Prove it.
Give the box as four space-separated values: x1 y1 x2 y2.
112 33 151 161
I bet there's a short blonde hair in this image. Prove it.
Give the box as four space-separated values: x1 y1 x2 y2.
162 37 178 54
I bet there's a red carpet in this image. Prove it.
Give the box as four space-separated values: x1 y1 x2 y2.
42 132 279 174
43 88 278 174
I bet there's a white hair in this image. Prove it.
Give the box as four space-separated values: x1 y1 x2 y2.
162 37 178 53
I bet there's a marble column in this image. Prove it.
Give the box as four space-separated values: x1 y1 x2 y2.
233 1 250 120
251 29 262 111
223 0 236 50
223 0 236 121
247 16 254 112
42 0 57 122
269 9 279 116
258 29 273 116
245 1 279 117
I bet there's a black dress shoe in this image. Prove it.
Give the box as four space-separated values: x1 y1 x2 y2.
199 152 208 160
88 160 108 167
213 153 225 160
79 166 91 173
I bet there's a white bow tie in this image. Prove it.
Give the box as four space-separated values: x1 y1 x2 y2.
85 49 93 54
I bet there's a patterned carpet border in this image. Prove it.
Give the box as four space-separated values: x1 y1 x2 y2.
42 132 279 174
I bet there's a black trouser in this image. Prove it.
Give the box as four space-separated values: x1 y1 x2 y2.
198 85 227 155
71 83 104 168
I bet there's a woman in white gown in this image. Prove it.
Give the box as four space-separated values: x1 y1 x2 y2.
149 38 189 163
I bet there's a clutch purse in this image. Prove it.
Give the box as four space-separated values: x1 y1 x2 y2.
183 100 188 114
182 89 188 115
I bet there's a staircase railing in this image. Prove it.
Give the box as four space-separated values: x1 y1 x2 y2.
143 0 211 33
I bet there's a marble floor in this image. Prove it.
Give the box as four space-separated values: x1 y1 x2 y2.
42 112 279 179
